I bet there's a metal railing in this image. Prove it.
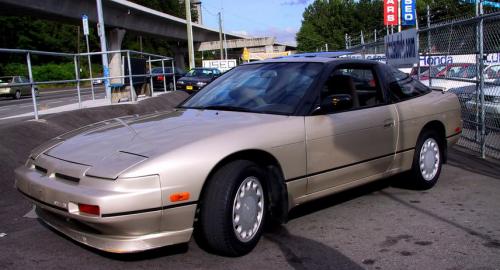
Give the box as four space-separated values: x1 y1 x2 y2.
343 10 500 159
0 48 176 120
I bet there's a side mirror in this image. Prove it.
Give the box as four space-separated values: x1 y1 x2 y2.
315 94 353 114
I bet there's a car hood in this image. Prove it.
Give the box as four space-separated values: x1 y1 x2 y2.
41 109 288 178
178 76 212 83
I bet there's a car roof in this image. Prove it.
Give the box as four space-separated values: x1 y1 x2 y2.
246 56 380 65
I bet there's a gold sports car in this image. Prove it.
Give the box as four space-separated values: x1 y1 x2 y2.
15 57 462 256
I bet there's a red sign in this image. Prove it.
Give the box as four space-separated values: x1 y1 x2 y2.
384 0 399 26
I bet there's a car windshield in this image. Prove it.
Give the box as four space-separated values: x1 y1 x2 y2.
0 76 13 83
181 62 323 115
185 69 215 77
152 67 172 74
456 65 476 78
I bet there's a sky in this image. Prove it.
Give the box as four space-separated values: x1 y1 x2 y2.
199 0 314 46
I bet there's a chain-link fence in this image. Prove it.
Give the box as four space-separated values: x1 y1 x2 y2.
0 48 176 120
344 11 500 159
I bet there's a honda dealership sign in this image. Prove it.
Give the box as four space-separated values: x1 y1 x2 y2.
385 29 419 67
384 0 399 26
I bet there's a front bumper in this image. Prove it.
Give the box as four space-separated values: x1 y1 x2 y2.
36 206 193 253
15 155 197 253
176 84 204 91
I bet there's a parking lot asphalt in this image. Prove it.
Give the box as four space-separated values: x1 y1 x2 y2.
0 147 499 270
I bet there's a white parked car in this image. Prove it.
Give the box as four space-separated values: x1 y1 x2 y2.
465 84 500 129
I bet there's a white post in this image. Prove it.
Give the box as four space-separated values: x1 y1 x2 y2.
161 59 167 92
73 55 82 108
96 0 111 102
185 0 195 69
218 12 224 60
26 52 39 120
148 56 153 96
398 0 402 32
171 59 177 91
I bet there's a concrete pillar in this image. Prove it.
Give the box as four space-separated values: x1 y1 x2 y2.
172 45 187 70
108 28 126 84
175 53 186 70
265 45 274 53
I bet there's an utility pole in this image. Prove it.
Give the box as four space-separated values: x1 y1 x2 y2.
218 12 224 60
325 43 328 52
96 0 111 101
185 0 195 69
345 34 348 49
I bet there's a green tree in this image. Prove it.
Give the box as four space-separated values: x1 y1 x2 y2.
296 0 383 52
296 0 477 52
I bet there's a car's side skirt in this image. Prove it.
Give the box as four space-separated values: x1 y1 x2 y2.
286 148 415 208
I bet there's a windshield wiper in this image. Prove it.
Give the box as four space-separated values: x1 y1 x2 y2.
202 105 254 112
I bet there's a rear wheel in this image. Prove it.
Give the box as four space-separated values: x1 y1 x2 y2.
409 130 443 189
13 90 21 99
197 160 267 256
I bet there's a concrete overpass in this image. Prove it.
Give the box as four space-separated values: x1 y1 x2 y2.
0 0 296 69
0 0 243 42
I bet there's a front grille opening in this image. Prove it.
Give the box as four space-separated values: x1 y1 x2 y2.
34 165 47 174
55 173 80 183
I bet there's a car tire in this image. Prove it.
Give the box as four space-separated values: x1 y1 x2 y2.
13 90 21 100
197 160 267 256
409 130 443 190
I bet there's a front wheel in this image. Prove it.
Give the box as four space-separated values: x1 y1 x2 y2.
409 130 443 189
197 160 267 256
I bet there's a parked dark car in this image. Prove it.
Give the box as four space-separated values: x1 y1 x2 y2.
0 76 39 99
151 67 186 91
176 68 221 92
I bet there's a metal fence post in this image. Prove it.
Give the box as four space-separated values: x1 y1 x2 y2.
161 59 167 92
85 34 95 100
25 52 39 120
478 1 486 158
428 50 433 88
171 59 177 91
126 51 135 101
73 55 82 108
148 56 153 96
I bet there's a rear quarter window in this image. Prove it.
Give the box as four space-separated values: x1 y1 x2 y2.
385 65 431 102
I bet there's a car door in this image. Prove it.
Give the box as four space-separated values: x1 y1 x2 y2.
20 76 31 95
12 76 23 95
305 63 398 194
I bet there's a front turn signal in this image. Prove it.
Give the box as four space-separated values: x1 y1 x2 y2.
170 192 190 202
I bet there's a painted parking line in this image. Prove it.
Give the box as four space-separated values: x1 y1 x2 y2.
47 100 65 104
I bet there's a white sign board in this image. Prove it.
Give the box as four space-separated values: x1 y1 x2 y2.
82 15 89 36
385 28 418 67
202 59 237 73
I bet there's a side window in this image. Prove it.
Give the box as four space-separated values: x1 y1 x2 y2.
320 66 384 112
13 77 21 83
386 65 431 101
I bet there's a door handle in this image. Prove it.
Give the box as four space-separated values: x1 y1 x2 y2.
383 119 394 128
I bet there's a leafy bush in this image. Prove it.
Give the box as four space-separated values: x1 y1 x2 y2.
1 62 102 85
